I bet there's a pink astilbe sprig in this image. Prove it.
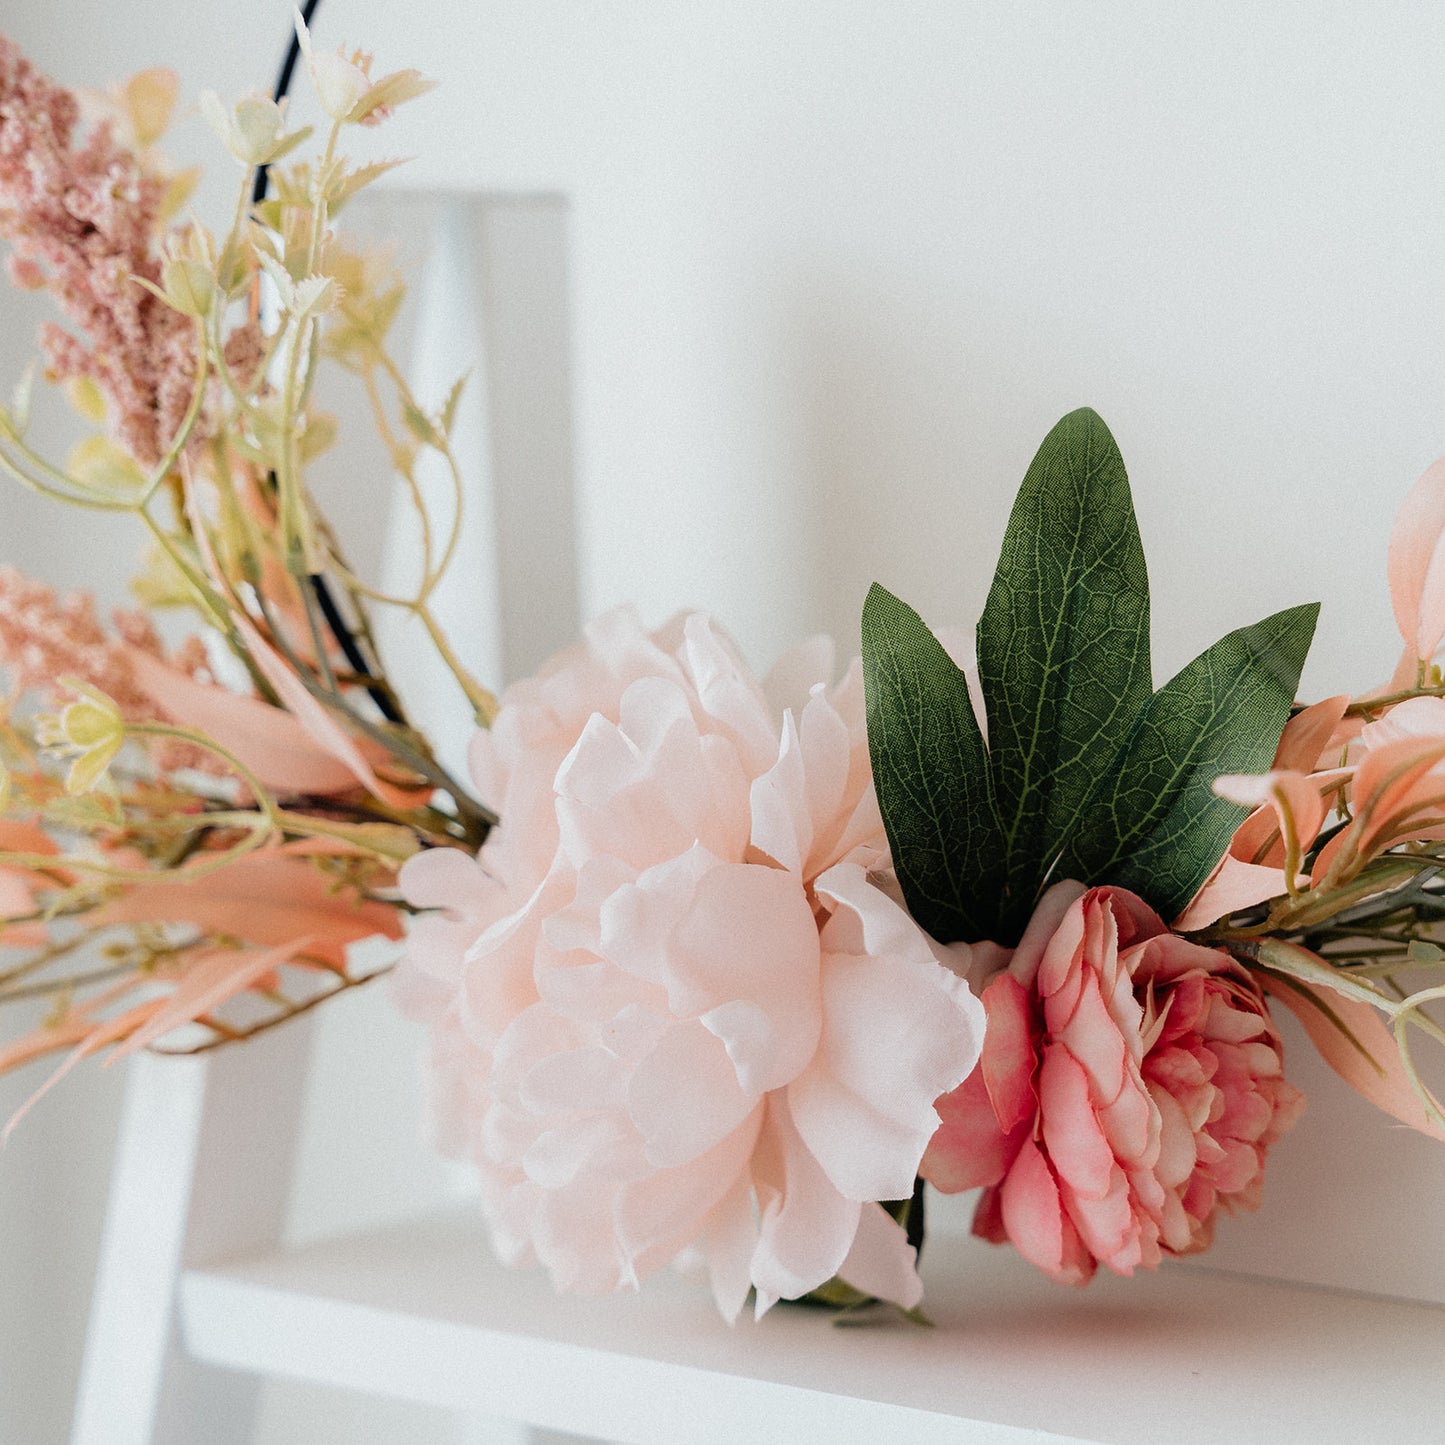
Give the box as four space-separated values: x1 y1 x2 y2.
0 37 257 466
0 565 223 774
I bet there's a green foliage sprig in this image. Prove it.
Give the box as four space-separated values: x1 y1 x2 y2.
863 408 1318 945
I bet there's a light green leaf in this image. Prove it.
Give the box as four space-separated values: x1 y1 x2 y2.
976 407 1152 941
862 584 1000 943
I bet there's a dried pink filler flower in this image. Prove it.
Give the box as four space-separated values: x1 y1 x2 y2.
0 566 222 774
0 39 258 465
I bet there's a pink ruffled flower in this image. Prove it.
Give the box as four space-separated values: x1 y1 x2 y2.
398 609 984 1319
922 883 1302 1285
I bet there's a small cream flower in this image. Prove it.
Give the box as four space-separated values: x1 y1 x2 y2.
136 225 217 320
200 91 305 168
36 682 126 794
293 9 435 126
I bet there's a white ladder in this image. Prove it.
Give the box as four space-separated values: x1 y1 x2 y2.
69 190 582 1445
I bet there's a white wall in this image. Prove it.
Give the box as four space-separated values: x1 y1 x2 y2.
3 1 1445 1439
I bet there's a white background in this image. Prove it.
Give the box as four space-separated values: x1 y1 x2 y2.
2 1 1445 1440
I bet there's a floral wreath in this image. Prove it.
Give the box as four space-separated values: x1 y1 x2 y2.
0 7 1442 1323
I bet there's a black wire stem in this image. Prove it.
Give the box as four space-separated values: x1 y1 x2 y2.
252 0 408 726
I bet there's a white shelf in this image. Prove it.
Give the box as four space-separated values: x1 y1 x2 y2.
177 1206 1445 1445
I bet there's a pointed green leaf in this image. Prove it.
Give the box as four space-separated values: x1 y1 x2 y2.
1058 602 1319 919
976 408 1153 941
862 584 1001 943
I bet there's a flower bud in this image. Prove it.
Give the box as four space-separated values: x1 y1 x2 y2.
36 682 125 795
160 256 214 318
294 10 370 122
200 90 290 167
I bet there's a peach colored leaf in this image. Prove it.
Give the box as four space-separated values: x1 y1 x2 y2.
0 820 65 943
3 1000 166 1138
1346 732 1445 857
108 939 309 1060
231 610 429 810
0 967 183 1078
0 820 58 857
94 848 401 963
121 643 363 795
1274 695 1350 773
0 1016 95 1075
181 475 428 810
1261 973 1445 1141
1389 456 1445 662
1175 854 1290 931
1218 765 1351 872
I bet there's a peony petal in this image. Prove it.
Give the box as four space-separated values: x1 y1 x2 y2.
530 1176 631 1294
998 1136 1091 1284
1058 972 1129 1109
400 845 492 911
616 1107 761 1280
748 710 811 874
519 1046 630 1115
979 973 1039 1133
791 864 984 1200
749 1095 861 1315
492 1004 585 1094
556 686 751 871
522 1114 629 1190
1389 455 1445 660
628 1020 757 1167
700 1168 761 1324
837 1202 924 1310
699 999 779 1096
673 862 822 1090
796 685 861 876
1150 1084 1201 1193
921 1066 1020 1194
788 952 980 1201
1011 881 1087 991
1039 1047 1117 1202
679 614 777 775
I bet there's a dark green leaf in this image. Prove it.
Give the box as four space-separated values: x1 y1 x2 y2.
862 584 1001 943
1057 602 1319 918
976 407 1153 940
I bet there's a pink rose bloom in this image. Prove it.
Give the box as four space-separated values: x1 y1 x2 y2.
398 609 984 1319
922 882 1302 1285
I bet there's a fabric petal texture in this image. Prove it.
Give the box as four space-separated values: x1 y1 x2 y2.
922 882 1302 1285
398 608 981 1316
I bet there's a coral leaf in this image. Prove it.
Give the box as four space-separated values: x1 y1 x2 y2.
1261 973 1445 1142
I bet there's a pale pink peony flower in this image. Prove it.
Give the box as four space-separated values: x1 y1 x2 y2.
397 609 985 1319
922 883 1302 1285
